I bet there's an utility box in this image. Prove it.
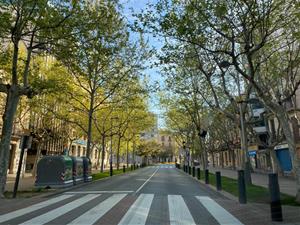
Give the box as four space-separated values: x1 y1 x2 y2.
70 157 84 185
82 157 92 182
35 155 73 188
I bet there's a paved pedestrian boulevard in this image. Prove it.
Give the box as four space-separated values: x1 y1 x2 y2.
0 193 243 225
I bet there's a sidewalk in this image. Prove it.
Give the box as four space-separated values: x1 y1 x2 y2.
5 174 36 192
208 166 297 196
4 167 120 192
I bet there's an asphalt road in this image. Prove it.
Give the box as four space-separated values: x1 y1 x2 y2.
1 165 299 225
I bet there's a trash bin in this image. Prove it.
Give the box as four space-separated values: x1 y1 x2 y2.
70 156 84 185
82 157 92 182
35 155 73 188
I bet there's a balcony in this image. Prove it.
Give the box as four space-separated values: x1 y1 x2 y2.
252 108 265 117
253 126 267 133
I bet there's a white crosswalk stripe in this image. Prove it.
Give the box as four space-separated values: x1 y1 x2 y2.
118 194 154 225
1 194 245 225
20 194 100 225
68 194 126 225
196 196 244 225
0 194 74 223
168 195 196 225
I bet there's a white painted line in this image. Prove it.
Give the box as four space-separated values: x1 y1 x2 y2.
118 194 154 225
168 195 196 225
196 196 244 225
0 195 74 223
20 194 100 225
65 191 133 194
68 194 127 225
135 168 159 193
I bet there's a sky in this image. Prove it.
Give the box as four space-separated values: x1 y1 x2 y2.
120 0 166 128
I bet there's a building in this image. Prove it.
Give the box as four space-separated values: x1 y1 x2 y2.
157 130 177 162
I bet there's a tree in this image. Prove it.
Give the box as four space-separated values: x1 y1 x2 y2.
0 0 80 197
139 0 300 193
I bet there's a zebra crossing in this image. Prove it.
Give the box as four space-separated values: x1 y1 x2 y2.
0 193 244 225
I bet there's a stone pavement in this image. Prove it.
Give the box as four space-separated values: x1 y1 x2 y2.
208 166 297 196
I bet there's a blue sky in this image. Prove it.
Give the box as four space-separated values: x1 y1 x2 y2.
121 0 166 128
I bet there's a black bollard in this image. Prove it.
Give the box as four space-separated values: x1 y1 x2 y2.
197 168 201 180
205 169 209 184
269 173 283 221
185 165 188 173
238 170 247 204
131 165 133 171
123 165 126 173
178 164 181 169
189 166 192 175
192 167 195 177
216 171 222 191
133 164 136 170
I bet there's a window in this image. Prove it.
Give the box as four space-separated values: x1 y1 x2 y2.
71 145 75 155
77 146 81 156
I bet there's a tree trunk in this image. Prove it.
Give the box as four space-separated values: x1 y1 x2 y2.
231 149 236 170
31 143 42 176
116 136 121 170
0 87 20 197
275 108 300 202
86 92 95 159
100 135 106 173
220 152 224 168
269 148 283 174
126 140 129 168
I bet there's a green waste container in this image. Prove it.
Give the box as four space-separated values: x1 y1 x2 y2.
35 155 73 188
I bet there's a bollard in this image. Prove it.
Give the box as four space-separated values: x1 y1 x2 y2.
189 166 192 175
178 164 181 169
216 171 222 191
123 165 126 173
205 169 209 184
133 164 136 170
238 170 247 204
197 168 201 180
131 165 133 171
185 165 188 173
269 173 283 221
192 167 195 177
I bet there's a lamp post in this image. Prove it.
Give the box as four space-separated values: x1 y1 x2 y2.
110 116 118 177
219 60 252 184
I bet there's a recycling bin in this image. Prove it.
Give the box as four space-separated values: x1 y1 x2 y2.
70 156 84 185
35 155 73 188
82 156 92 182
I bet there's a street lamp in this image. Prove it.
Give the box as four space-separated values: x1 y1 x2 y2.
110 116 118 177
219 61 251 175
